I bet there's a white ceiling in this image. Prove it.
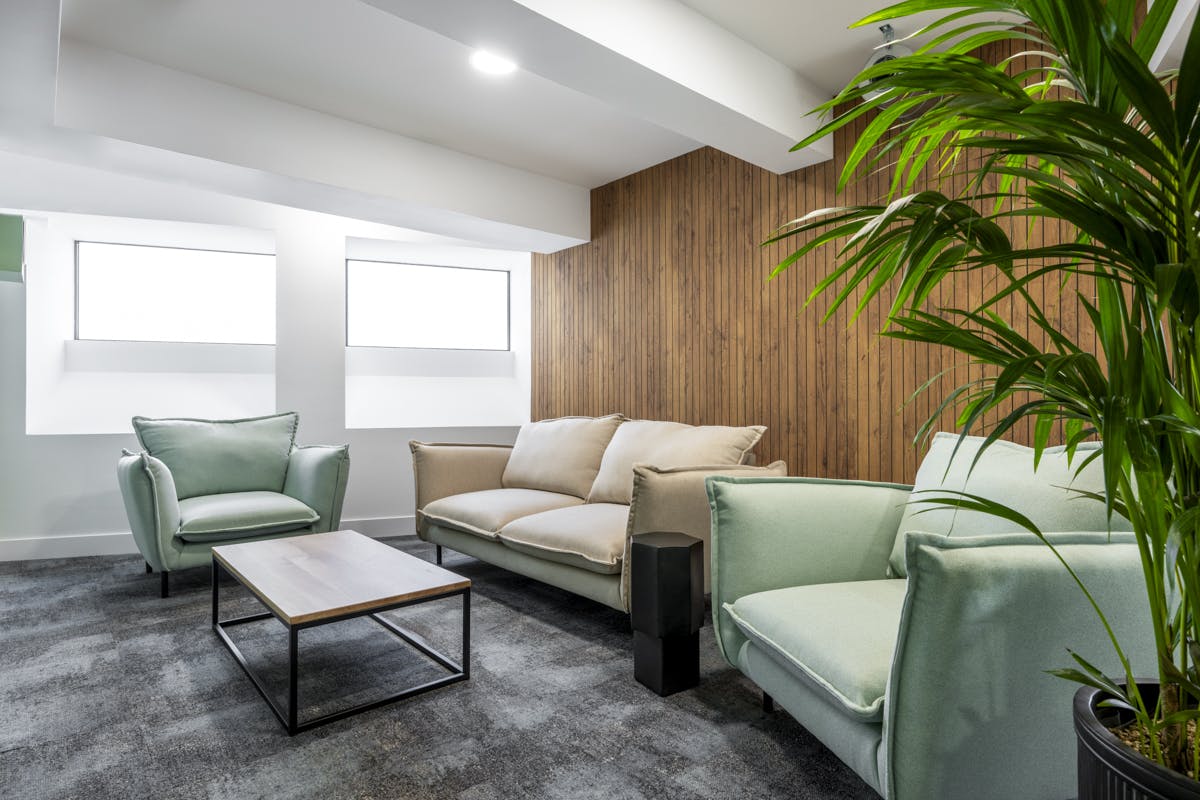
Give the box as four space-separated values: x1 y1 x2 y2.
60 0 699 188
678 0 957 94
26 0 1193 251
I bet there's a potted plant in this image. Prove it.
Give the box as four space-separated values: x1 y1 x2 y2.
769 0 1200 794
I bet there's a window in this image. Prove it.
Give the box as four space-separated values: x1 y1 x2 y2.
346 260 509 350
75 241 275 345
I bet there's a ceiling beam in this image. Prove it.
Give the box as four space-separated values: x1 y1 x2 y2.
365 0 833 173
0 0 591 253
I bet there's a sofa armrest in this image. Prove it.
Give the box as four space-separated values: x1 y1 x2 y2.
885 531 1154 800
623 461 788 609
283 445 350 533
707 476 911 665
409 441 512 537
117 451 181 571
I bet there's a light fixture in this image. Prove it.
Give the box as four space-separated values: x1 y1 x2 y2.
859 23 912 103
469 49 517 76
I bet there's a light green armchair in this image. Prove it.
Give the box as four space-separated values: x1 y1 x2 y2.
707 433 1155 799
118 412 349 597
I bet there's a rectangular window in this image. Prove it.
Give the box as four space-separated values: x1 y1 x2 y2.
346 260 509 350
75 241 275 345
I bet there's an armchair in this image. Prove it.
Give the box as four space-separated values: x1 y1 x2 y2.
707 434 1155 799
118 412 349 597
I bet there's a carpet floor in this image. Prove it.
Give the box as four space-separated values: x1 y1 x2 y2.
0 536 877 800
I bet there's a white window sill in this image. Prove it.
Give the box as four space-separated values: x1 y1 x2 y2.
65 339 274 374
345 346 515 377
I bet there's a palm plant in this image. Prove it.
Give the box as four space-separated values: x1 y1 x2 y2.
768 0 1200 776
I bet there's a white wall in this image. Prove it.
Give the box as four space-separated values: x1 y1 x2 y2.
0 159 525 561
24 214 278 434
344 238 532 429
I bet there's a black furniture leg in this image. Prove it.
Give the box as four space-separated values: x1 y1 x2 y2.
212 562 220 626
160 571 169 598
763 692 775 713
630 531 703 696
288 626 299 735
435 545 443 565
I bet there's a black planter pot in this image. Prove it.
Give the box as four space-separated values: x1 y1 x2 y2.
1075 684 1200 799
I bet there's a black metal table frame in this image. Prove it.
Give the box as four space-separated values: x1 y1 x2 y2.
211 556 470 735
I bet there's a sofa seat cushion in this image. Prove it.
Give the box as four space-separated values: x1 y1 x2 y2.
726 579 906 722
176 491 318 543
423 488 584 541
497 503 629 575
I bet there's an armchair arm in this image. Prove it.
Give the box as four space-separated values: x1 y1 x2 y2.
885 531 1154 800
623 461 788 609
117 451 181 571
283 445 350 533
409 441 512 537
707 476 911 665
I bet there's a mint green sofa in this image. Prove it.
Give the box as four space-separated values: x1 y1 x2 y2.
118 412 350 597
707 433 1154 799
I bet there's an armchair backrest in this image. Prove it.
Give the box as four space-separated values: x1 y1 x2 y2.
889 432 1130 577
132 412 299 500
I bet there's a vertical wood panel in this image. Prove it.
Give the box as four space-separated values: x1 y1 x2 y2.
530 44 1084 482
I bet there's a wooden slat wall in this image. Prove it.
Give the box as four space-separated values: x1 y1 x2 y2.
531 38 1088 484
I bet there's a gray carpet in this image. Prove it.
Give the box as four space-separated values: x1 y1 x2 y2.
0 536 877 800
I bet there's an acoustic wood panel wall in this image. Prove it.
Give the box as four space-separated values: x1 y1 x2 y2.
531 39 1087 484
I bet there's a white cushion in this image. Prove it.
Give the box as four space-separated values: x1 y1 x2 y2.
423 488 583 541
587 420 765 504
502 415 625 498
498 503 630 574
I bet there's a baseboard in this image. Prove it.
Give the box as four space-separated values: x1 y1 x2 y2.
0 515 417 562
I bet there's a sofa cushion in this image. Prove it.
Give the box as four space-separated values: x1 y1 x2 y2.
587 420 766 504
502 415 625 498
176 491 318 543
726 579 906 723
889 432 1130 577
497 503 629 575
423 488 584 541
132 412 299 500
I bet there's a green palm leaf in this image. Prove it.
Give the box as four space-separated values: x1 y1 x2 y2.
770 0 1200 774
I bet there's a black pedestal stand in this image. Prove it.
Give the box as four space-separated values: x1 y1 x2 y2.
630 531 703 696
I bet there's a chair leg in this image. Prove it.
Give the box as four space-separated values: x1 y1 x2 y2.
160 571 169 599
763 692 775 713
435 545 443 565
145 561 152 574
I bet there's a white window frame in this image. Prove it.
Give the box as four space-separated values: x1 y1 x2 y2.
74 240 277 346
344 259 512 352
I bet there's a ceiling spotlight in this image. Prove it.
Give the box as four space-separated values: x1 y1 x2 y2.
470 49 517 76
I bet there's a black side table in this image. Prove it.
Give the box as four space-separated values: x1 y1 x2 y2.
630 531 703 696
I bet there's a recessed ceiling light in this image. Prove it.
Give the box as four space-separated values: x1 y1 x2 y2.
470 49 517 76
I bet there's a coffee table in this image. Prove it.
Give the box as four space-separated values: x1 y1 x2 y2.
211 530 470 735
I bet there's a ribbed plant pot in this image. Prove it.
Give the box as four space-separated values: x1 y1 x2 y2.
1075 684 1200 799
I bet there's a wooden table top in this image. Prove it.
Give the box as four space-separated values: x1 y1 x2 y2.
212 530 470 625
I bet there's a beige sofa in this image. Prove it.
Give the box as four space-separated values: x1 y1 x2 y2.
410 415 785 611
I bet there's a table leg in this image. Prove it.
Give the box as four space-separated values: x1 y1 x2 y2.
288 626 299 735
211 559 220 628
462 588 471 680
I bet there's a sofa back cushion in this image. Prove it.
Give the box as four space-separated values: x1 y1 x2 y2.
501 415 625 498
587 420 766 505
889 431 1130 577
132 412 299 500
